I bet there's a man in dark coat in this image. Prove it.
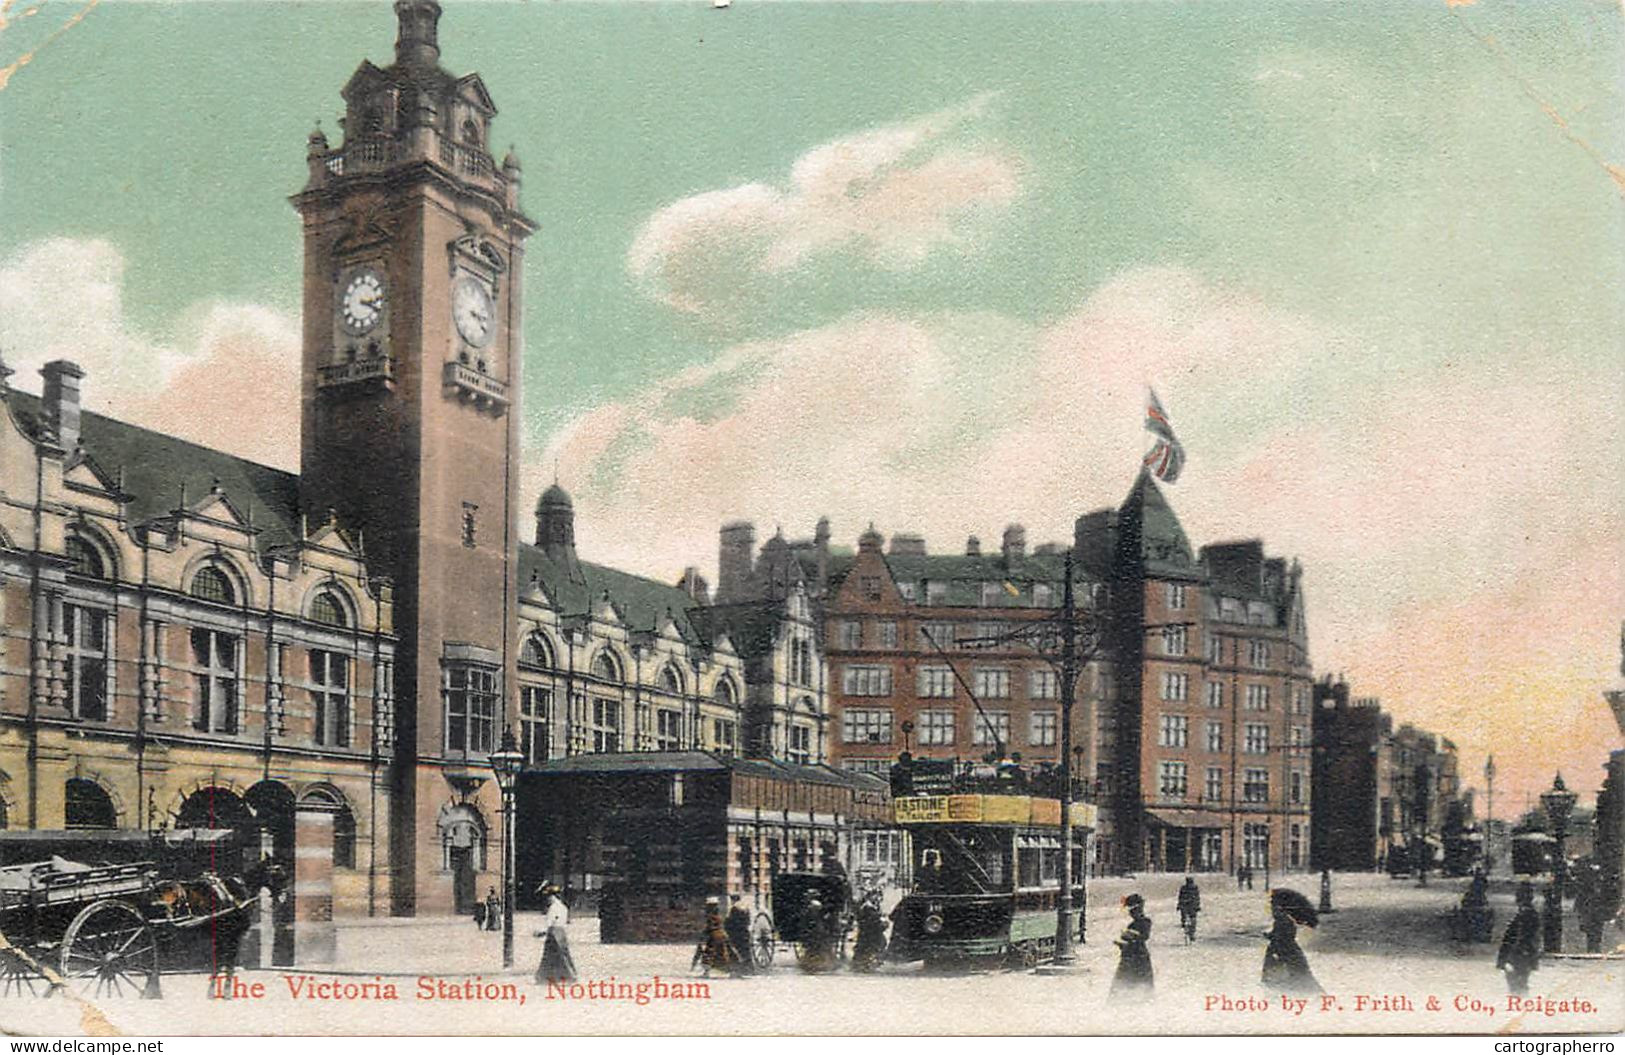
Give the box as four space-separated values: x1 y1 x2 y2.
1498 882 1542 994
1177 877 1202 943
724 895 755 975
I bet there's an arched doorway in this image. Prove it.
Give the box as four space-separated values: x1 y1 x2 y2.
176 786 255 834
65 779 116 829
245 782 298 966
437 804 487 915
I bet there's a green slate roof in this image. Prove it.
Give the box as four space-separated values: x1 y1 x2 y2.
688 600 784 660
5 390 302 550
519 541 707 645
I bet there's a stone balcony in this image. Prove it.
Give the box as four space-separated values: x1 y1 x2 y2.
318 356 396 390
442 361 508 413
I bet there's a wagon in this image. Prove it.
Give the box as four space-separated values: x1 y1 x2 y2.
748 872 853 972
0 854 258 999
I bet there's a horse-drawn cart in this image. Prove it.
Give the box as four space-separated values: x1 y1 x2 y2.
0 854 258 999
749 872 853 972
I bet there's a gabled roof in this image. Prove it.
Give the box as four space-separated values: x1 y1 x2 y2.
5 390 301 549
519 542 707 647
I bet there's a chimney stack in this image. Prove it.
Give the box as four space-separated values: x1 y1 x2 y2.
888 533 926 557
717 521 756 603
677 567 711 606
1001 524 1026 563
41 360 84 453
965 535 982 557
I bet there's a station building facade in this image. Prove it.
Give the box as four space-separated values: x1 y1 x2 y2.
0 1 835 932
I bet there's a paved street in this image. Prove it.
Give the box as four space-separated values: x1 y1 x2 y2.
0 872 1617 1036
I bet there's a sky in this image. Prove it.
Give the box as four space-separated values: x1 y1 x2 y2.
1 0 1620 809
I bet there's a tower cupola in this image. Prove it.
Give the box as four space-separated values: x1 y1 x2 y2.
394 0 442 69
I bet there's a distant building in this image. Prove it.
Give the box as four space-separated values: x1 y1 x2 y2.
1311 677 1473 874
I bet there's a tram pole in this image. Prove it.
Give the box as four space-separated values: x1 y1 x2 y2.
1054 549 1079 966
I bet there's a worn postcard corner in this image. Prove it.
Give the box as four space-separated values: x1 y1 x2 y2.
0 0 1619 1039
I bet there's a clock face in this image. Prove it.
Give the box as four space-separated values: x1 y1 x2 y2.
453 275 495 348
340 269 385 336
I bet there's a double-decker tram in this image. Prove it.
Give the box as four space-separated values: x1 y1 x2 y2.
888 785 1095 969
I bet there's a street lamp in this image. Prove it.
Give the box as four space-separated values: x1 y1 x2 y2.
1484 755 1496 876
489 727 525 969
1539 772 1577 950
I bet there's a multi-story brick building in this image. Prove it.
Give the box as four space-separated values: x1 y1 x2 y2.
717 470 1316 875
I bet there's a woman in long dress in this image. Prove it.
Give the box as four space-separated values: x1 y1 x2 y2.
535 884 578 985
1261 888 1321 994
1109 893 1154 1002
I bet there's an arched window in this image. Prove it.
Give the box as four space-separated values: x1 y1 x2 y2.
310 590 348 628
189 565 235 605
461 118 482 147
592 651 621 683
304 787 358 870
65 537 104 579
713 678 737 710
518 635 554 671
659 664 683 695
65 778 116 830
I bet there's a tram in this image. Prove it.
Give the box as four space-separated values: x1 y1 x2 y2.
888 790 1095 968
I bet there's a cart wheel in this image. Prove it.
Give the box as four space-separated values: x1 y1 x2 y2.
0 947 43 998
60 900 161 999
749 913 775 969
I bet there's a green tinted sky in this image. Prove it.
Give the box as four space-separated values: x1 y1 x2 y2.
4 1 1619 433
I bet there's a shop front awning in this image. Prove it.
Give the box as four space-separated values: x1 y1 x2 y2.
1144 808 1230 829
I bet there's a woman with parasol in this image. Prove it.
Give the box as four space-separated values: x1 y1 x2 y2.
1262 888 1322 994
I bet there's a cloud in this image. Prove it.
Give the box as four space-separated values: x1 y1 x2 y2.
627 94 1022 317
0 237 299 469
539 265 1621 803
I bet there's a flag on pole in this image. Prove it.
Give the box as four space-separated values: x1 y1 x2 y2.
1143 388 1185 483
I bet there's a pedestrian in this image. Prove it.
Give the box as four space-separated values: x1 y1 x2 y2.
1177 876 1201 943
1261 888 1321 995
1574 863 1608 954
852 893 888 972
483 887 501 932
724 894 755 974
533 883 578 985
1109 893 1154 1002
691 897 736 978
472 896 487 930
1236 866 1246 892
1245 864 1255 891
797 897 838 973
1541 881 1562 954
1497 882 1542 994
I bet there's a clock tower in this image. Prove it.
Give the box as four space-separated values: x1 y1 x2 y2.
292 0 535 914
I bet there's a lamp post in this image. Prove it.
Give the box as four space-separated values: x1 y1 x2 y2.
1539 772 1577 951
489 727 525 969
1484 755 1496 876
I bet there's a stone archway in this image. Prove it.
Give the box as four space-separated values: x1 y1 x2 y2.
245 781 298 966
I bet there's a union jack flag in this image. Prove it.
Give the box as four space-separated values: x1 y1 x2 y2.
1143 388 1185 483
